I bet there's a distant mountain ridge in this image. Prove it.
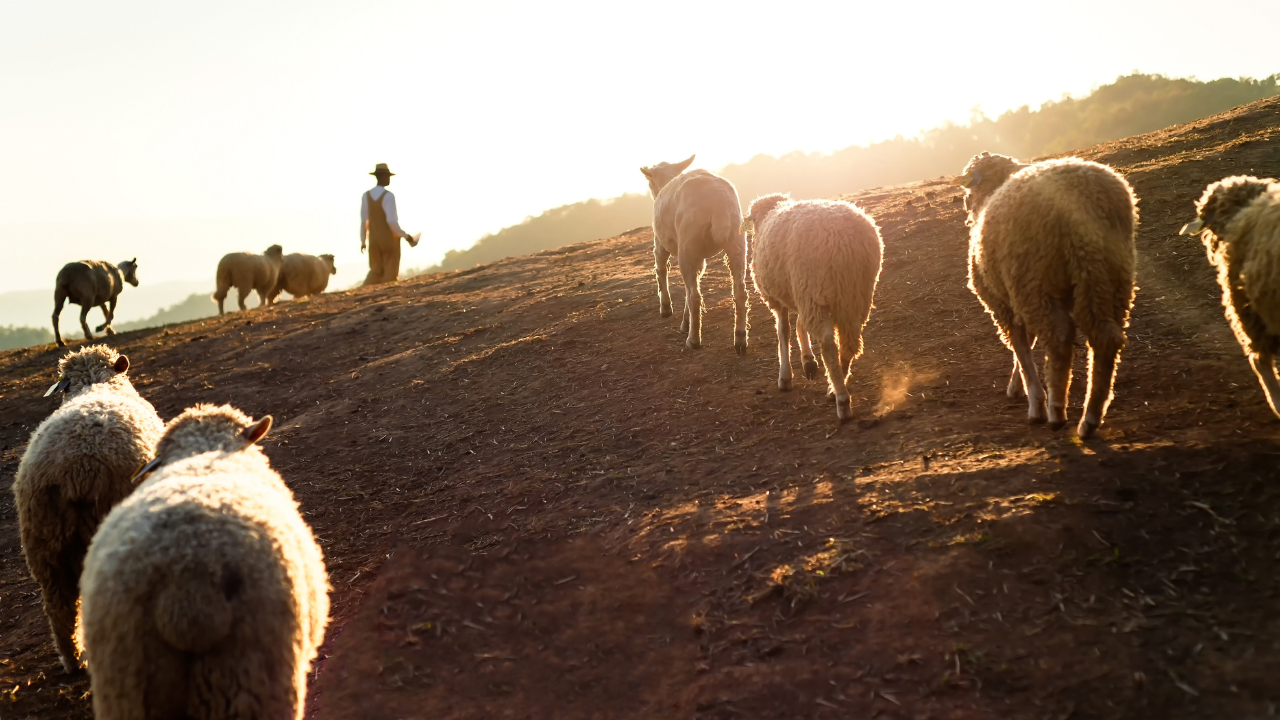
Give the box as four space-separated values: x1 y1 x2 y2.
417 72 1280 276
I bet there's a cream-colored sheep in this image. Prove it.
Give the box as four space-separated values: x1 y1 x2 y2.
213 244 284 314
1180 175 1280 418
80 404 329 720
12 345 163 672
268 252 336 303
955 153 1138 438
745 194 883 420
641 155 749 353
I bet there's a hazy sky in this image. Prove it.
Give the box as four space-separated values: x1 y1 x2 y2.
1 0 1277 292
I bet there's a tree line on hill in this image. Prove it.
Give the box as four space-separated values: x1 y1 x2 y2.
416 72 1279 276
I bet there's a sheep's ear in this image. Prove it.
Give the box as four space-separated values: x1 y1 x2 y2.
131 257 137 264
673 155 695 173
639 166 652 178
950 175 969 187
242 415 273 446
1179 218 1206 236
113 355 130 373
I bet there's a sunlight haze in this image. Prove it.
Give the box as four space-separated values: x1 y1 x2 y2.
1 0 1277 291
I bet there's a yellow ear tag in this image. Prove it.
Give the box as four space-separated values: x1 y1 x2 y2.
1178 218 1206 236
739 217 756 235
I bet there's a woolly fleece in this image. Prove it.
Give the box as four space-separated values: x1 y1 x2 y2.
80 404 329 720
642 157 750 353
268 252 336 302
747 195 883 419
213 244 285 314
1191 175 1280 417
12 345 163 672
961 153 1138 437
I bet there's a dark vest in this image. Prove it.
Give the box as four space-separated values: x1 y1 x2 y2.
366 190 393 244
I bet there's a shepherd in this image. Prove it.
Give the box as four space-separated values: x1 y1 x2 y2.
360 163 420 285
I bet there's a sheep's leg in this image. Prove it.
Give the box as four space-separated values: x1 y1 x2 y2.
1006 359 1024 398
728 246 748 355
795 315 819 380
816 317 851 421
1044 306 1075 430
773 305 793 390
1044 337 1074 430
678 255 705 349
96 300 116 335
52 291 67 347
1080 332 1123 439
237 287 249 311
1248 352 1280 420
78 304 94 341
654 244 673 318
1009 324 1046 424
38 542 86 673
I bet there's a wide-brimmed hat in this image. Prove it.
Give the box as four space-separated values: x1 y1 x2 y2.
370 163 395 176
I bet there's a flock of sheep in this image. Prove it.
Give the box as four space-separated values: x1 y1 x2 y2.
9 149 1280 719
15 346 326 718
644 153 1280 436
50 248 337 347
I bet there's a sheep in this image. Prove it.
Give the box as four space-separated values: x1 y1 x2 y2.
641 155 749 353
213 244 285 315
744 194 883 420
51 258 139 347
11 344 163 673
267 252 337 303
954 152 1138 438
80 403 329 720
1179 175 1280 418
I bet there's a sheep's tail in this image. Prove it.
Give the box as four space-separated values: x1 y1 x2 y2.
212 261 231 301
832 236 882 363
1070 224 1136 354
153 565 235 654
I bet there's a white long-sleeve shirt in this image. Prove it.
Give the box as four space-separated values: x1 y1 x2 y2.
360 186 406 241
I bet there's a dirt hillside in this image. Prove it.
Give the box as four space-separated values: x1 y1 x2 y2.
2 97 1280 720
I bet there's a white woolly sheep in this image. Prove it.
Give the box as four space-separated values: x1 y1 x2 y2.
641 155 749 353
12 345 163 672
744 195 883 420
80 404 329 720
51 258 139 347
1180 175 1280 418
268 252 337 303
955 152 1138 438
213 244 285 315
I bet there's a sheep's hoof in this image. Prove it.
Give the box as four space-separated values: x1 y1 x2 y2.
59 656 83 675
735 341 747 356
1048 419 1066 430
1078 418 1100 439
1006 384 1025 399
660 306 672 318
803 359 819 380
778 377 792 391
836 396 852 421
1027 411 1047 425
56 340 66 348
685 338 701 350
104 327 116 336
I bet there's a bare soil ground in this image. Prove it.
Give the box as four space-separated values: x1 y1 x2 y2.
3 97 1280 720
